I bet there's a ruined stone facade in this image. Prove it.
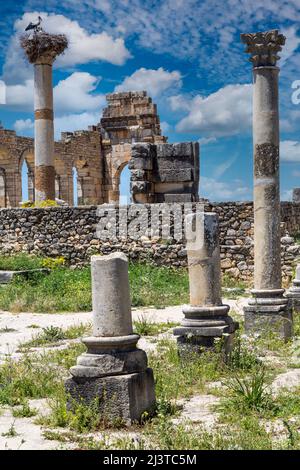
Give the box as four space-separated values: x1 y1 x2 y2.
0 91 199 207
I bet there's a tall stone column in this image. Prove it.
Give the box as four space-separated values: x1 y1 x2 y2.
21 32 68 202
241 30 293 338
66 253 156 425
292 188 300 203
174 212 238 355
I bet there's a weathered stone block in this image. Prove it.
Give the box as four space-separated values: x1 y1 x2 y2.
65 368 156 425
153 168 193 183
71 349 148 378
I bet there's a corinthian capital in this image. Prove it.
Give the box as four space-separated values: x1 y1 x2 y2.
21 32 68 65
241 30 285 67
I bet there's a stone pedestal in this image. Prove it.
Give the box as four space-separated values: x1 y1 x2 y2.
174 212 238 356
65 252 155 425
241 30 292 339
286 264 300 314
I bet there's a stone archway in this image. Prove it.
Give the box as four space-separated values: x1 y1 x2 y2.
107 144 132 203
0 168 6 207
19 149 35 202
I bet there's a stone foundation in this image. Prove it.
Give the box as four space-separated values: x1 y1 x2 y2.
0 202 299 282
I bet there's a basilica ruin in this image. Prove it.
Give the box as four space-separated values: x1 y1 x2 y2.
0 91 199 207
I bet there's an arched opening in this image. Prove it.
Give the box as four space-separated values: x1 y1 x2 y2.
21 159 34 202
0 168 6 207
55 175 61 200
119 164 131 204
72 167 84 206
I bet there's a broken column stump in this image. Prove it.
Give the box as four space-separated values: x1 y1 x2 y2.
286 264 300 314
174 212 238 357
65 252 156 425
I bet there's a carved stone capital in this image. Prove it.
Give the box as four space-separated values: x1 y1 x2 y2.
241 30 285 67
20 32 68 65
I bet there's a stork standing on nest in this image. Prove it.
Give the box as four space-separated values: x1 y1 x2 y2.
25 16 43 33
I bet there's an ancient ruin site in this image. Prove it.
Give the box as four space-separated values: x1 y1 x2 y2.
1 1 300 455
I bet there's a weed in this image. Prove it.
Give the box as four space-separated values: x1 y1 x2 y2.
223 367 273 413
2 422 18 438
12 401 37 418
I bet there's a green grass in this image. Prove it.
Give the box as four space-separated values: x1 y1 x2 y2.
133 316 179 336
0 254 44 271
19 323 91 349
2 328 300 449
0 258 189 312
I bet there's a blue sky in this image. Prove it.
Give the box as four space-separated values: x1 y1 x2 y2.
1 0 300 202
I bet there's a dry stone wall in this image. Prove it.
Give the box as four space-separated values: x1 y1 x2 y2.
0 201 300 283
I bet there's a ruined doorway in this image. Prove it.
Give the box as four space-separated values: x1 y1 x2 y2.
21 159 34 202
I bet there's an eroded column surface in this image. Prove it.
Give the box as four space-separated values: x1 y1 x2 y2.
293 188 300 203
21 32 68 202
286 264 300 313
66 253 156 425
241 30 292 338
174 212 238 355
34 57 55 201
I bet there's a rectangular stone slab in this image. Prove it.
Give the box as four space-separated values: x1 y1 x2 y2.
0 268 50 284
65 368 156 426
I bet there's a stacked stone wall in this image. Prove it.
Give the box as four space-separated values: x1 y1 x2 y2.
0 201 299 283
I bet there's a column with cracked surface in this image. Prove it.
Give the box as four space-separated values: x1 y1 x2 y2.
174 212 238 355
241 30 292 338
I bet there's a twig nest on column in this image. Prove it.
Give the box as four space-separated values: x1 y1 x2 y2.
20 32 68 63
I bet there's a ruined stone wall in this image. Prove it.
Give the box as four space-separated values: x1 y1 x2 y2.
100 91 166 145
0 127 104 207
0 201 299 283
0 91 199 207
130 142 200 203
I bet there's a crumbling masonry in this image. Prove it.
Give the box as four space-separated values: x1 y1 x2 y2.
0 92 199 207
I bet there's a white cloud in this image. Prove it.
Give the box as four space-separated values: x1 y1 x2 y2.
201 176 250 201
14 118 34 134
160 121 171 134
14 111 100 140
281 189 293 201
280 26 300 66
168 94 192 113
115 67 182 97
6 79 34 109
2 12 131 84
54 72 105 113
5 72 105 114
175 84 252 139
213 157 236 179
281 140 300 162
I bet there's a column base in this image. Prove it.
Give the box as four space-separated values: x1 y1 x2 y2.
65 368 156 426
65 335 156 425
244 289 293 340
173 304 239 357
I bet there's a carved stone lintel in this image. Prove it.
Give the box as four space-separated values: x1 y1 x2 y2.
241 30 286 67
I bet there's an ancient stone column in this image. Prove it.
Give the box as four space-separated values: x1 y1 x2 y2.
174 212 238 355
21 32 68 202
241 30 292 338
293 188 300 203
66 252 156 425
286 264 300 313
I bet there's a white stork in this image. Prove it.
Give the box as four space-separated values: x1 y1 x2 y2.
25 16 42 33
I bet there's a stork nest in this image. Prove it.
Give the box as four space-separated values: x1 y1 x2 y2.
20 32 68 63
